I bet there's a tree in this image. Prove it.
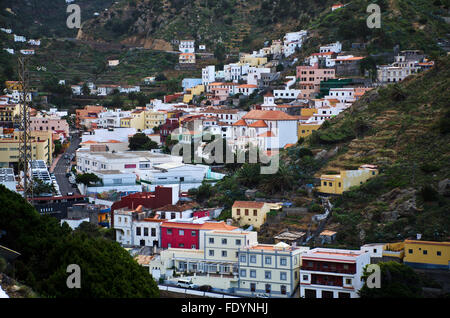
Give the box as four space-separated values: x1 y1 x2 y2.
111 94 123 108
75 173 101 187
359 262 423 298
0 185 159 298
129 133 159 151
214 43 226 64
81 83 90 96
32 177 55 196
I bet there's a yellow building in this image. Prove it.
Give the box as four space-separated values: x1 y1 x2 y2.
300 108 318 117
239 54 268 66
0 130 53 167
144 110 166 129
232 201 272 229
0 104 20 126
404 240 450 269
120 117 132 128
298 122 321 138
317 164 379 195
5 81 23 91
183 84 205 104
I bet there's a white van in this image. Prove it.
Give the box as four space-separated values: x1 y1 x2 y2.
176 279 195 289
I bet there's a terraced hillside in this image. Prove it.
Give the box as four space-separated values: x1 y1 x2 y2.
296 56 450 247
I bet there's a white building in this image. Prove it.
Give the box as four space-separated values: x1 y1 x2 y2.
283 30 307 57
377 55 419 83
119 85 140 94
300 248 370 298
320 41 342 53
14 34 26 42
76 150 183 175
20 49 35 55
202 65 216 85
3 48 14 54
246 66 271 86
0 168 17 192
85 170 142 195
108 59 120 67
81 127 136 144
236 242 309 298
179 40 195 53
96 109 132 128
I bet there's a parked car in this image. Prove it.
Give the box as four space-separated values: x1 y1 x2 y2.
67 192 74 196
198 285 212 292
176 279 195 289
255 293 269 298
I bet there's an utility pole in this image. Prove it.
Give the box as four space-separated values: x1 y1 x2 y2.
17 56 33 199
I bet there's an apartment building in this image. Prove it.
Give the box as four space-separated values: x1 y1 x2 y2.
377 55 420 83
297 63 335 98
236 242 309 298
300 248 370 298
0 130 53 167
202 65 216 85
30 115 69 136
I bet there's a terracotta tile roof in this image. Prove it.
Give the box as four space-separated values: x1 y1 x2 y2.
232 201 265 209
157 202 199 212
258 131 276 137
264 91 274 97
232 119 247 126
242 110 298 121
248 119 267 128
238 84 258 88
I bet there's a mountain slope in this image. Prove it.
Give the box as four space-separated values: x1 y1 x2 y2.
296 56 450 247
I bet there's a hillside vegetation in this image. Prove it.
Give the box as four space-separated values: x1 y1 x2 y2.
296 55 450 247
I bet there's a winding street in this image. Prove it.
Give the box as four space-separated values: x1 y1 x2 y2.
52 133 81 196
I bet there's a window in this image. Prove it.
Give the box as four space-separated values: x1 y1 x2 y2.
250 283 256 292
250 255 256 263
235 239 241 246
151 228 156 237
303 275 308 281
191 245 196 249
167 229 172 235
144 228 148 236
423 250 428 255
250 270 256 278
136 227 141 236
280 272 287 281
437 251 441 256
240 255 246 263
236 209 240 215
222 251 227 257
168 243 171 248
345 278 352 285
209 250 214 256
253 209 257 216
222 238 227 245
265 271 271 279
240 269 246 277
265 284 271 293
245 209 249 216
179 243 184 248
281 285 287 295
265 257 272 265
280 257 287 266
191 231 196 236
179 229 184 236
209 237 214 244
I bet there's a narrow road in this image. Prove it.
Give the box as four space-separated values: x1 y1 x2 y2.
53 133 81 196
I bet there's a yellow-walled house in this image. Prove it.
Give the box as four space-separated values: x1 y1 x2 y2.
0 130 53 167
404 240 450 270
317 164 379 195
120 117 132 128
239 54 268 67
232 201 272 229
300 108 318 117
144 111 166 129
298 122 321 138
183 84 205 104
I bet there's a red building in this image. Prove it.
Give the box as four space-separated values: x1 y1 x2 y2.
193 209 210 218
160 221 237 249
110 186 174 228
160 117 180 143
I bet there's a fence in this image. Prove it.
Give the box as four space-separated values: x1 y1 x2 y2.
158 285 239 298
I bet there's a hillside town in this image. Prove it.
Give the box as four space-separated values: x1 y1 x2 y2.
0 3 449 300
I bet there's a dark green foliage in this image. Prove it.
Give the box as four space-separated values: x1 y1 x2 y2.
0 185 159 297
128 133 159 151
420 185 439 202
359 262 423 298
75 173 101 186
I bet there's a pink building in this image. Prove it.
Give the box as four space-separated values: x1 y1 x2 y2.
296 63 335 98
30 116 69 136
